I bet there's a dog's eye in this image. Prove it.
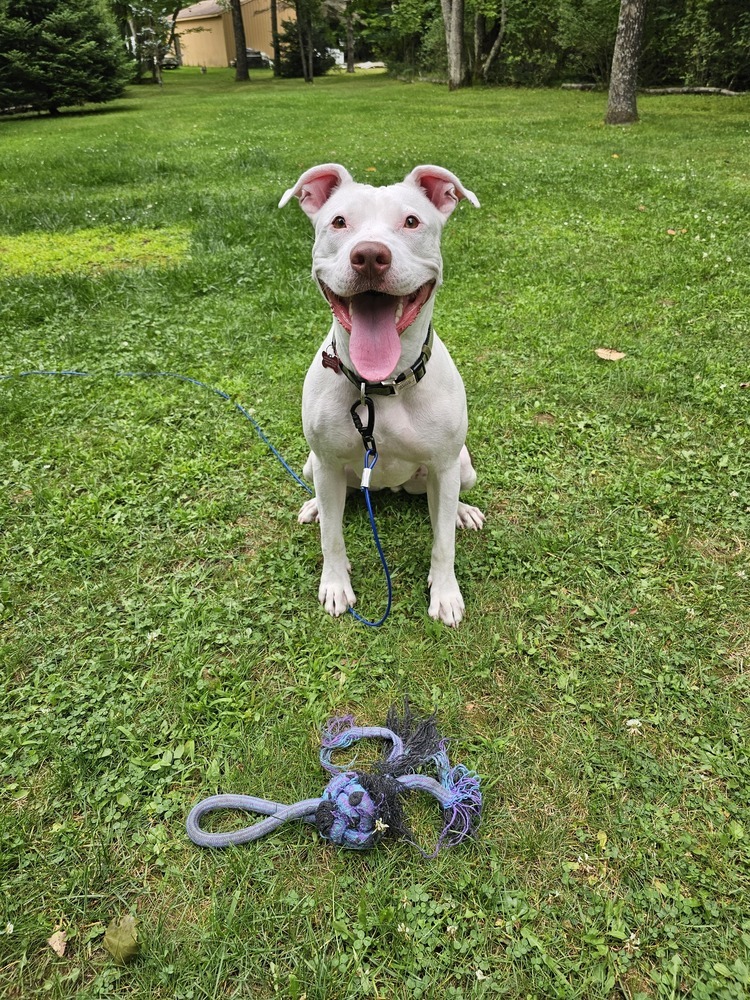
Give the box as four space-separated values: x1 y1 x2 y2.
404 216 421 229
331 216 347 230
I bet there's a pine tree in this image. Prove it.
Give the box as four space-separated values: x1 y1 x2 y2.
0 0 129 115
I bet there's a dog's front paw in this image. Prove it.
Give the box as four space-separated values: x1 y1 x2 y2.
427 575 465 627
456 502 485 530
319 572 356 617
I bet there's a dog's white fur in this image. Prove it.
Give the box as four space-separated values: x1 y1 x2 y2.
279 164 484 626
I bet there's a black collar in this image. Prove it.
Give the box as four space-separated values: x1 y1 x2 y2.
324 325 434 397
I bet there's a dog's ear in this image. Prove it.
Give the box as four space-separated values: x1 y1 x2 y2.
405 166 480 218
279 164 353 219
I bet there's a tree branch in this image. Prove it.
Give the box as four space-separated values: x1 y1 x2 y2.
481 0 507 82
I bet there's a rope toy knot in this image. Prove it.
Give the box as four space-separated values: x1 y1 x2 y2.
316 772 384 849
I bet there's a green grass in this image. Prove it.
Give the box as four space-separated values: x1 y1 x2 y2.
1 68 749 999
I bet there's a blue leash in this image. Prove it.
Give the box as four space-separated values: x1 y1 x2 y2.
349 447 392 627
1 368 392 627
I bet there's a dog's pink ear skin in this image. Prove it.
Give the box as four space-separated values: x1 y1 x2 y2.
278 164 354 218
405 166 480 218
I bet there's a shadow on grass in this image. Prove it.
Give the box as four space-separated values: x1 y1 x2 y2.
1 102 141 123
343 485 429 519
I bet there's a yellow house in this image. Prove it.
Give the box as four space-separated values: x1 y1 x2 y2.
175 0 291 67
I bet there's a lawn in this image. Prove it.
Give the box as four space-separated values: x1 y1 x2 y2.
1 68 749 999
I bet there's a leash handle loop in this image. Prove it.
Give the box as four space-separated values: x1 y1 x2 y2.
361 447 378 489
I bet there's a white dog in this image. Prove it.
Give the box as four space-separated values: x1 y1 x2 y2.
279 164 484 626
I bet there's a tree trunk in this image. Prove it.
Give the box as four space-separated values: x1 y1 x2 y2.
307 12 314 83
127 16 143 82
441 0 468 89
149 10 163 85
230 0 249 82
165 5 181 53
297 14 310 82
346 10 355 73
474 12 485 81
151 54 163 86
270 0 281 75
440 0 451 51
605 0 647 124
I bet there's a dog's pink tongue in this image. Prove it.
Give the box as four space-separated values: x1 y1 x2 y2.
349 294 401 382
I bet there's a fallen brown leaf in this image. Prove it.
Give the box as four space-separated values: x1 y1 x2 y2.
595 348 626 361
47 930 67 957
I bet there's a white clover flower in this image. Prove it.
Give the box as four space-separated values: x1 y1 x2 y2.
624 932 641 955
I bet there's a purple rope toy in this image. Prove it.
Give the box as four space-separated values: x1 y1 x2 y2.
186 702 482 857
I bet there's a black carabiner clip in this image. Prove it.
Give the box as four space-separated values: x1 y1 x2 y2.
350 395 376 454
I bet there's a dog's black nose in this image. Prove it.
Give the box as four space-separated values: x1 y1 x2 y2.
350 241 392 281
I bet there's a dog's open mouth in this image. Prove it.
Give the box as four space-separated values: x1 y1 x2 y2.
322 282 435 382
322 282 435 337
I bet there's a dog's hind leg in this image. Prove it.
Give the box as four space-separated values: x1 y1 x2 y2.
298 497 320 523
456 445 484 529
297 454 319 522
458 445 477 491
456 502 485 529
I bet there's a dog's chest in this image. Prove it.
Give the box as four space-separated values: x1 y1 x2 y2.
361 407 427 487
305 391 433 478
